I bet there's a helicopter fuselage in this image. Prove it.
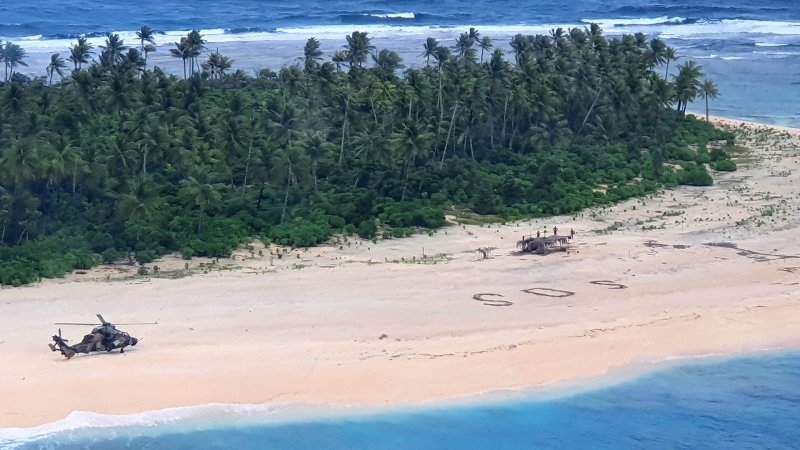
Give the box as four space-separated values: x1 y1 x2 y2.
49 326 139 359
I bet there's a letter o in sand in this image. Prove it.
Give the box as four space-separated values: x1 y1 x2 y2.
521 288 575 298
473 293 513 307
590 280 628 289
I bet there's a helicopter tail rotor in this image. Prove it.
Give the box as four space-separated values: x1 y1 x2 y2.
50 331 75 358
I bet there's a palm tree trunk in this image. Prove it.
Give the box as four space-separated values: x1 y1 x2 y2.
501 94 509 143
401 160 410 201
440 103 459 168
312 164 318 196
142 144 148 178
470 137 475 160
705 95 709 121
280 179 290 224
256 181 266 211
438 68 444 121
241 141 252 199
370 98 379 124
339 96 349 164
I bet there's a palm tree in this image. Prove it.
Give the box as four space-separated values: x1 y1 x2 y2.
509 34 530 65
454 32 473 58
303 37 323 73
390 121 433 200
137 27 157 70
331 50 348 72
468 28 481 46
185 30 206 74
478 36 493 63
46 53 67 84
202 50 234 79
1 41 28 81
674 60 703 113
421 37 438 67
344 31 373 70
372 49 403 80
170 39 191 79
99 34 128 67
432 45 451 120
68 37 93 70
699 79 719 121
136 26 156 53
297 130 334 194
178 173 224 233
663 46 677 79
646 38 667 69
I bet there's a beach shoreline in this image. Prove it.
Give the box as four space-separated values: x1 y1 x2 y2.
1 116 799 429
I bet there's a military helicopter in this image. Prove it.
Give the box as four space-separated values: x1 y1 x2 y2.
49 314 155 359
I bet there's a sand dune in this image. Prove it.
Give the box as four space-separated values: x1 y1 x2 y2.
1 117 799 428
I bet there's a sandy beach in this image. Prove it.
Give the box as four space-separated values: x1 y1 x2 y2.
1 117 799 429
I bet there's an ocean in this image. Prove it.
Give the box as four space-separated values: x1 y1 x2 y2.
0 0 798 126
2 351 799 449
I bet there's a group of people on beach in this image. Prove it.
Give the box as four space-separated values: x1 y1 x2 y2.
535 226 575 239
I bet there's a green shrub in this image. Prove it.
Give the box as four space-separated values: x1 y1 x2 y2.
679 163 714 186
714 159 737 172
102 248 121 264
358 219 377 239
180 247 195 260
135 250 158 264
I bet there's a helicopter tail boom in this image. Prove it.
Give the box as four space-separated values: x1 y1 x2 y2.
50 334 77 359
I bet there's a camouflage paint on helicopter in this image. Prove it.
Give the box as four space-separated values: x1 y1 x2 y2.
49 314 155 359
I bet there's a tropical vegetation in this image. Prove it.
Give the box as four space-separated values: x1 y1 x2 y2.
0 26 734 285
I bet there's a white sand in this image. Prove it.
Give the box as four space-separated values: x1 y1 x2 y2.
1 117 799 428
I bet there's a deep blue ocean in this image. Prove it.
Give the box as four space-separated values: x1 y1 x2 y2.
0 0 799 126
2 351 799 449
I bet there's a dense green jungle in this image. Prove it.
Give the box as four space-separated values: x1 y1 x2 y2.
0 25 735 285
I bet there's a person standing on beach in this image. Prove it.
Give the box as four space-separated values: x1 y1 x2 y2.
553 226 558 236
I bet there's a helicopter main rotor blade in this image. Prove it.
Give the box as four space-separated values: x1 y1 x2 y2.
54 322 100 326
113 322 159 325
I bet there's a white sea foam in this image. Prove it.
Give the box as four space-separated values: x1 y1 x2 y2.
658 19 800 39
755 50 799 56
0 402 348 447
5 18 800 54
581 16 688 27
371 12 416 19
755 42 789 47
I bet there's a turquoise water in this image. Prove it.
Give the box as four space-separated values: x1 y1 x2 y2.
5 351 799 449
